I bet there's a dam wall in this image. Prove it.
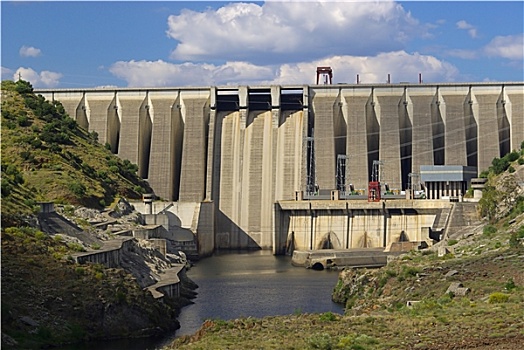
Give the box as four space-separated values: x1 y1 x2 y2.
37 82 524 251
275 199 451 254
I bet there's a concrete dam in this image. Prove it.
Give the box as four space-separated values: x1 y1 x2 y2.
37 82 524 255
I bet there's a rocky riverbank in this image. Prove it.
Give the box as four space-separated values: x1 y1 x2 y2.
1 199 198 349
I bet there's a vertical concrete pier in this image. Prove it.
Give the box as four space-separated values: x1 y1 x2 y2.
38 82 524 252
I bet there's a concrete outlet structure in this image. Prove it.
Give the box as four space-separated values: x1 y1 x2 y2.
37 82 524 254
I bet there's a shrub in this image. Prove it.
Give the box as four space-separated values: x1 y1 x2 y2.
17 114 31 127
509 226 524 248
34 231 46 240
505 278 516 291
483 225 497 237
488 292 509 304
68 242 85 252
507 150 520 162
307 333 333 350
68 181 86 197
337 334 379 350
319 312 337 322
1 179 12 197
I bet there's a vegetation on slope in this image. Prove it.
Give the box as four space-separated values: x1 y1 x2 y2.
168 151 524 350
1 79 151 227
1 227 181 349
1 80 183 349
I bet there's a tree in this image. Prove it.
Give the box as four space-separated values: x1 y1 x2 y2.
14 79 33 95
478 185 500 223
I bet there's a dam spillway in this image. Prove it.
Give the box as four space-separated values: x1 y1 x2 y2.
37 82 524 254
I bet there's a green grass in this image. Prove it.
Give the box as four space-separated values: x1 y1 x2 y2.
1 80 151 227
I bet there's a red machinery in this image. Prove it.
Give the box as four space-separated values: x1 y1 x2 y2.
368 160 383 202
368 181 381 202
316 66 333 85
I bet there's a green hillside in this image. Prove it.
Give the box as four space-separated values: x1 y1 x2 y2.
1 80 182 349
1 79 151 227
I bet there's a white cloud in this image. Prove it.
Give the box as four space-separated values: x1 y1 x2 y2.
1 66 14 80
109 60 275 87
109 51 459 87
19 45 42 58
446 49 478 60
484 34 524 61
166 1 422 63
456 20 478 39
13 67 62 88
271 51 459 84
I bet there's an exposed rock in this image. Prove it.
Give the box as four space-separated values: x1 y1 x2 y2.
109 197 135 218
445 270 459 277
71 207 104 220
1 333 18 347
19 316 38 327
406 300 421 307
446 282 470 296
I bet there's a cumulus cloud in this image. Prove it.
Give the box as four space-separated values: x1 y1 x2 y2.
109 60 275 87
456 20 478 39
13 67 62 88
110 51 459 87
272 51 459 84
19 45 42 58
166 1 422 64
484 34 524 61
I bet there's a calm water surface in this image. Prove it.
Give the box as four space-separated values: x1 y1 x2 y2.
57 250 344 350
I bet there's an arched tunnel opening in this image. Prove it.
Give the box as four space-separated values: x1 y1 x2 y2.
311 262 325 271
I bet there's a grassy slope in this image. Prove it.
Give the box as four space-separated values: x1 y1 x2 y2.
1 227 180 349
1 81 176 349
170 245 523 350
1 80 151 226
169 165 524 350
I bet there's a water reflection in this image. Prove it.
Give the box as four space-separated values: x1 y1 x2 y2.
54 250 344 350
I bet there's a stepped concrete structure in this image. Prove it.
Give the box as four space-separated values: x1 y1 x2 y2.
37 82 524 255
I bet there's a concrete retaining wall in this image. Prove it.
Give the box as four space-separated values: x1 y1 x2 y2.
74 238 134 268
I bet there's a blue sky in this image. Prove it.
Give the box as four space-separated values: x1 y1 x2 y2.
1 1 523 88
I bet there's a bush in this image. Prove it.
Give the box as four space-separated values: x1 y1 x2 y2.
509 226 524 248
17 114 31 127
1 179 12 197
307 333 333 350
507 151 520 162
68 242 85 252
68 181 86 197
319 312 337 322
483 225 497 237
488 292 510 304
505 278 517 291
448 239 458 246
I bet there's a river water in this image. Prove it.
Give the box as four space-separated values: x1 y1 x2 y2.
56 250 344 350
